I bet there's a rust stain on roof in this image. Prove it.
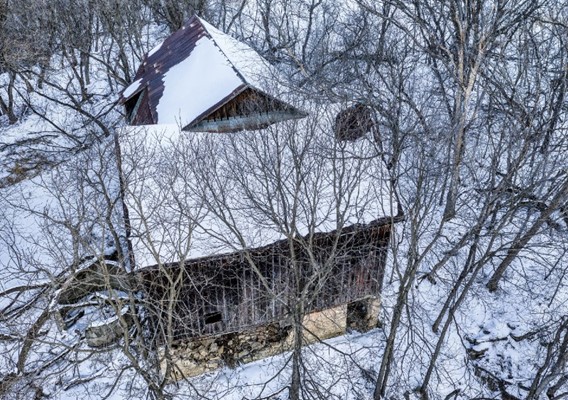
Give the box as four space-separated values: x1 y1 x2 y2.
121 16 207 124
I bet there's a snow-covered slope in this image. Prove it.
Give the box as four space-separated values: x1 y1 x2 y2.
1 2 567 399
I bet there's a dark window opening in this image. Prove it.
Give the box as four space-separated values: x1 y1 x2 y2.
203 311 222 325
346 299 369 332
125 90 145 123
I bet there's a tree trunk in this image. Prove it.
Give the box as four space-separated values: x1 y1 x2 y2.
487 178 568 291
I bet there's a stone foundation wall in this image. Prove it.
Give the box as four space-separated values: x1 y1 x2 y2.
165 322 292 380
165 296 380 380
287 304 347 347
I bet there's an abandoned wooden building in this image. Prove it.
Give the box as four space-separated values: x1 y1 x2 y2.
120 15 307 132
54 214 398 377
138 216 397 377
52 16 400 379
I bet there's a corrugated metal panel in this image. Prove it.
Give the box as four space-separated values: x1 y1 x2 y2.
120 15 208 124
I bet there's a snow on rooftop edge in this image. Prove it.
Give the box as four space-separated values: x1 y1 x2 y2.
198 17 279 95
122 77 143 99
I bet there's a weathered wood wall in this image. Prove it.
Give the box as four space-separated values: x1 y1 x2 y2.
139 218 392 343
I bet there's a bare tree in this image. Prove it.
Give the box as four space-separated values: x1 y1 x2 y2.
114 94 395 397
2 1 568 399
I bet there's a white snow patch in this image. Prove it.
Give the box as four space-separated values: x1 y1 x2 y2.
120 109 397 268
122 77 143 99
147 41 164 57
200 18 274 93
155 37 243 126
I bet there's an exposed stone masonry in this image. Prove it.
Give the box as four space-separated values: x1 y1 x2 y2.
165 296 380 379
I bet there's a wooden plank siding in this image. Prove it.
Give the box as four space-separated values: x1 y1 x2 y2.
138 218 393 344
186 88 305 132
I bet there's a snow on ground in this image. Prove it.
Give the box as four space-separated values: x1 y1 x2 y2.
54 328 385 400
0 136 122 291
0 136 127 391
0 62 119 181
181 330 383 400
1 5 567 399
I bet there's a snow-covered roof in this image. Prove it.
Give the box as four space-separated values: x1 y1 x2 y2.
120 15 306 131
118 107 399 268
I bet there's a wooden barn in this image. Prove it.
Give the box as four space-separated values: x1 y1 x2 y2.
134 214 399 378
53 16 400 378
120 15 307 132
53 213 399 377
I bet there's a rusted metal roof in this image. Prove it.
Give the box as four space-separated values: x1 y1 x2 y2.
121 15 208 124
120 15 306 131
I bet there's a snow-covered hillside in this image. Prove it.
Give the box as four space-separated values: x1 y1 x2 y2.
1 1 567 399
